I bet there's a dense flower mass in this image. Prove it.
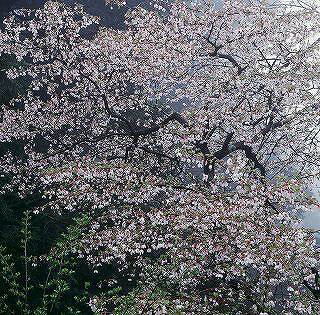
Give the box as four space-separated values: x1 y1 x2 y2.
0 0 320 313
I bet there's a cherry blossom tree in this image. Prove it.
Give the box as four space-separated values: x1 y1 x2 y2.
1 0 320 313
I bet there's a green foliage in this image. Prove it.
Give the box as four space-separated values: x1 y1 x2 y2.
0 244 24 314
0 207 94 314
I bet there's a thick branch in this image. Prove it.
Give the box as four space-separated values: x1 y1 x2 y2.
133 112 189 137
234 142 266 177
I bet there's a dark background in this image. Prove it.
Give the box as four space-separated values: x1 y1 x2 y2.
0 0 148 28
